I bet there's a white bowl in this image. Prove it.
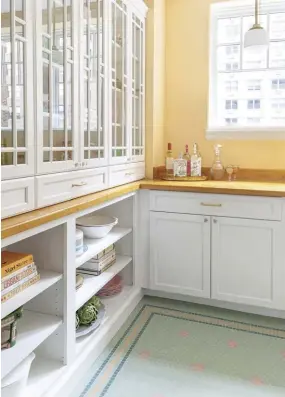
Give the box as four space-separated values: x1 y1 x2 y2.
76 215 118 239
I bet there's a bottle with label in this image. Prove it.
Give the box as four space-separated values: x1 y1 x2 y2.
173 153 187 177
165 143 174 176
191 143 202 177
183 145 191 176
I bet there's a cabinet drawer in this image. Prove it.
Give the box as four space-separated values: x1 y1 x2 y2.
36 168 108 208
2 178 35 218
109 162 145 188
150 191 282 221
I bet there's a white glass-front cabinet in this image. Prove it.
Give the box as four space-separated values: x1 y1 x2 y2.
109 0 146 165
36 0 79 174
1 0 34 179
1 0 147 218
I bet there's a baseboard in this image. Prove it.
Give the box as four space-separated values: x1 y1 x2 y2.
143 289 285 319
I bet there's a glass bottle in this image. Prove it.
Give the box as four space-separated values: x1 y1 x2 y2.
211 144 225 180
165 142 174 176
183 144 191 176
191 143 202 177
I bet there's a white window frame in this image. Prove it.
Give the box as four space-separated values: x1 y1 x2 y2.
207 0 285 140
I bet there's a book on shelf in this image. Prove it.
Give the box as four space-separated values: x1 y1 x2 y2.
2 263 37 291
77 259 116 276
1 251 34 278
1 270 38 297
1 274 40 303
91 244 115 261
80 250 116 273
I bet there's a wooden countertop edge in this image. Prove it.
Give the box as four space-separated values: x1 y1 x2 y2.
2 179 285 240
1 182 140 240
140 181 285 197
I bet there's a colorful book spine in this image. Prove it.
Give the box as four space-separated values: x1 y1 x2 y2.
1 252 34 278
1 274 40 303
1 264 37 291
1 271 38 297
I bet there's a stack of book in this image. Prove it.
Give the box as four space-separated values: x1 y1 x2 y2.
78 244 116 276
1 251 40 303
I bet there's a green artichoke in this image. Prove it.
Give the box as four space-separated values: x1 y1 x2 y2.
77 303 98 326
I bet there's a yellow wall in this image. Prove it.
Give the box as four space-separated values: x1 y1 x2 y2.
145 0 166 178
164 0 285 170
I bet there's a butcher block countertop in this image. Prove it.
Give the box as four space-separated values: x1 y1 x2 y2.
2 179 285 239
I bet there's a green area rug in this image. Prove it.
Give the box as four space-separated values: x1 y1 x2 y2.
73 298 285 397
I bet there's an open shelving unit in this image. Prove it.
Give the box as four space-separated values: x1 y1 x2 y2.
1 192 141 397
76 255 132 310
2 310 63 378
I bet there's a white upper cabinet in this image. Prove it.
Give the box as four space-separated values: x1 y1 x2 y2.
36 0 79 174
109 0 146 165
80 0 108 169
1 0 35 180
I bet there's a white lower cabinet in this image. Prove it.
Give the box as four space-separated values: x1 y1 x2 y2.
149 192 285 310
211 216 284 309
1 177 35 218
150 212 211 298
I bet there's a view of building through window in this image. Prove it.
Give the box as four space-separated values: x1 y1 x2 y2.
209 3 285 133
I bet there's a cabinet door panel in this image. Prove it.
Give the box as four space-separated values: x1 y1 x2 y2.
80 0 108 168
1 0 34 179
109 0 129 164
211 217 284 308
36 0 78 174
150 212 211 298
130 13 144 162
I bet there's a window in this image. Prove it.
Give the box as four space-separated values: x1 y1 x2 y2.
225 99 238 109
248 99 261 110
208 0 285 139
247 80 261 92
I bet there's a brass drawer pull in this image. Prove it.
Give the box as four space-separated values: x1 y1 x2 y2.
200 203 222 207
72 182 87 187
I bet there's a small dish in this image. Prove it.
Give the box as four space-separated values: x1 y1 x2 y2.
76 215 118 239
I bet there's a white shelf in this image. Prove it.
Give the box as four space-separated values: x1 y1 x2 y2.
75 227 132 269
1 310 62 379
24 357 65 397
76 255 132 310
76 285 140 355
1 270 63 319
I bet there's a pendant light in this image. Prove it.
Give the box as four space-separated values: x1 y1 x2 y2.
244 0 269 52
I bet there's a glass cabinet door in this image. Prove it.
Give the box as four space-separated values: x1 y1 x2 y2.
36 0 78 174
80 0 107 168
131 13 144 162
110 0 129 164
1 0 34 179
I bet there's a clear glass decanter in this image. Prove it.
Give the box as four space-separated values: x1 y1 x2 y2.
211 144 225 181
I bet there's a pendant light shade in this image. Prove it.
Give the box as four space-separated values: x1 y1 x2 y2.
244 0 269 52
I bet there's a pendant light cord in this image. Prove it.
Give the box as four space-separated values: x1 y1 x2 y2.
255 0 259 26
